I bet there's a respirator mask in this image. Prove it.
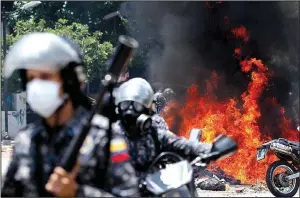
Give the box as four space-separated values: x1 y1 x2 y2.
118 101 152 137
26 79 68 118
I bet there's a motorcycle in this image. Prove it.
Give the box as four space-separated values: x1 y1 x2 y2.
140 132 238 197
257 128 300 197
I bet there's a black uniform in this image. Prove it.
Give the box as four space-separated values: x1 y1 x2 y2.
113 120 212 179
151 114 169 130
1 107 139 197
153 92 167 114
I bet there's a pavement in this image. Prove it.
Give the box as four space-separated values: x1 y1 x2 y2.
198 189 273 197
1 146 299 197
197 187 300 197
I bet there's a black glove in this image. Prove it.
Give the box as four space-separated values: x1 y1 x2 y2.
139 178 152 197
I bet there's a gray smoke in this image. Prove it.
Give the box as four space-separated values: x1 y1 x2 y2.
120 2 216 92
120 2 299 131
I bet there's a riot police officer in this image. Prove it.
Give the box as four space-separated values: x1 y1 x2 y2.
152 92 167 114
1 32 139 197
113 78 212 180
163 87 175 102
151 92 169 130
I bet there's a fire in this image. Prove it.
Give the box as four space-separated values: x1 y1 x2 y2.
161 25 298 184
232 25 249 43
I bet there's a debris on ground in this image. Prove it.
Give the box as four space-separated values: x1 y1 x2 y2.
235 188 245 193
196 178 227 191
249 182 269 192
204 166 242 185
235 182 269 194
194 165 269 194
195 176 211 185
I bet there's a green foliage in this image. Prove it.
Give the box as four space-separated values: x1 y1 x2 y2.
2 1 149 93
7 1 147 67
3 18 114 92
7 1 127 44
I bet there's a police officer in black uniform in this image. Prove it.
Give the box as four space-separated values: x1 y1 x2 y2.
112 78 212 180
163 88 175 102
151 92 169 130
152 92 167 114
1 32 139 197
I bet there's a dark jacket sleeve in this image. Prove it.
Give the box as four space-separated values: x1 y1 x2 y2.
1 145 24 197
77 134 139 197
151 114 169 130
107 135 140 197
76 185 114 197
156 129 212 159
106 160 140 197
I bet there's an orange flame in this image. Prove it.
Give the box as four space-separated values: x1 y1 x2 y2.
161 25 298 184
232 25 249 43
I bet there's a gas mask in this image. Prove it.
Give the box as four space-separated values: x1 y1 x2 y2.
26 79 68 118
118 101 152 137
136 114 152 134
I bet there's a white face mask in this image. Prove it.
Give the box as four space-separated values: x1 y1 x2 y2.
26 79 67 118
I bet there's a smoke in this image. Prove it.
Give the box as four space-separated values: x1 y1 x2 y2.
120 2 299 134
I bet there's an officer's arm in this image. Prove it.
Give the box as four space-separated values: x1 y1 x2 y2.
1 145 24 196
157 129 212 158
76 136 139 197
152 115 169 130
107 136 140 197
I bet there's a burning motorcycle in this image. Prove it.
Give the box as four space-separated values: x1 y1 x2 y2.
257 128 300 197
140 132 238 197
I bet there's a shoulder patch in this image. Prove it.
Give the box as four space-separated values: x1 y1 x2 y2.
110 138 130 163
80 136 94 154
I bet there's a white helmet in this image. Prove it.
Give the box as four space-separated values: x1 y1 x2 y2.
114 78 154 109
4 32 83 78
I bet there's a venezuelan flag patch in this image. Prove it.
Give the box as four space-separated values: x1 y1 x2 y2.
110 138 130 163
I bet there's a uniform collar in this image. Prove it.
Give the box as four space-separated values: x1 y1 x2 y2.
31 106 89 140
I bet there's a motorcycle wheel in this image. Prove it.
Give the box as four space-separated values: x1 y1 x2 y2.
266 160 299 197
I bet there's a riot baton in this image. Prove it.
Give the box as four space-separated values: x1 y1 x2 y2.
59 35 139 172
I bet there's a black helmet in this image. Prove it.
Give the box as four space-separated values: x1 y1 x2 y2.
163 88 175 101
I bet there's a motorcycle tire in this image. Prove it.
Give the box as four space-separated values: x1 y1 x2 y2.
266 160 299 197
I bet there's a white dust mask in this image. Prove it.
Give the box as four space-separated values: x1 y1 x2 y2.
26 79 68 118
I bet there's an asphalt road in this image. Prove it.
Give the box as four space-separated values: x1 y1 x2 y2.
197 188 300 197
198 190 274 197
